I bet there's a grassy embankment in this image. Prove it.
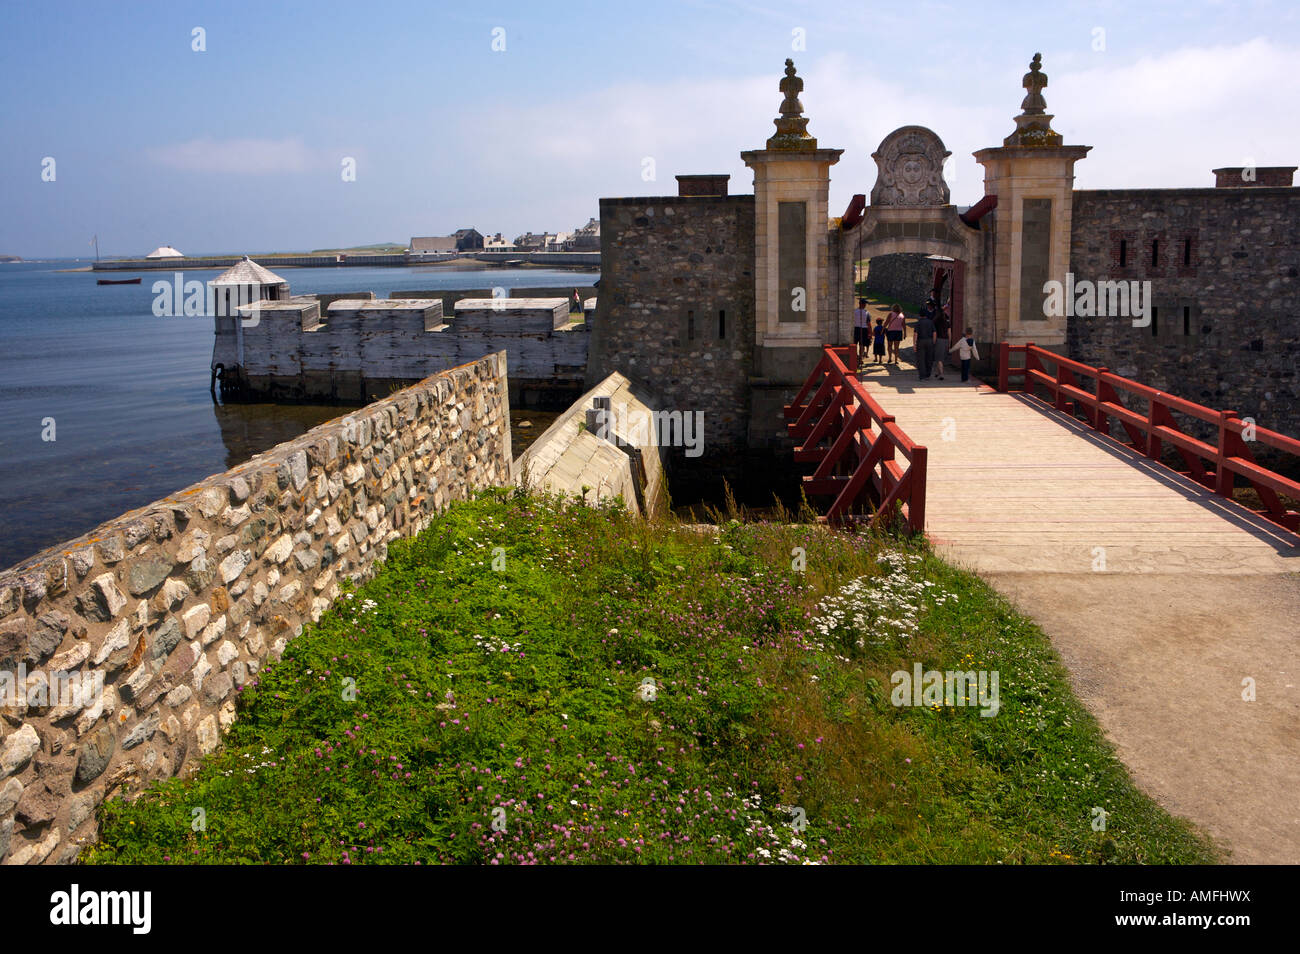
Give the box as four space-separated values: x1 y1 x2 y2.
86 489 1218 864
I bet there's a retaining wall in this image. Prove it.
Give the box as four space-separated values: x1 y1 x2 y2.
0 353 512 865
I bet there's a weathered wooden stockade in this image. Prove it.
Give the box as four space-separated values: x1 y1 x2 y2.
208 258 593 407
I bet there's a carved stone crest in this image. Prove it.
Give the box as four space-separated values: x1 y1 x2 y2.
870 126 951 207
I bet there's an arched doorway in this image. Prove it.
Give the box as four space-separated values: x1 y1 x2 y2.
833 126 989 368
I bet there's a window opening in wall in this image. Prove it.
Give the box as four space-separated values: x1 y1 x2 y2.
718 309 726 339
1119 239 1128 267
1151 307 1158 337
1183 238 1192 266
1183 306 1191 336
687 309 695 341
1151 240 1159 267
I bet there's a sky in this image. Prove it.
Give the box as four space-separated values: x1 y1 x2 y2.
2 0 1298 259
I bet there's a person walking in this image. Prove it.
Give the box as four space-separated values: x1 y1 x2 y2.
852 297 871 363
913 309 937 380
949 330 980 382
872 317 887 364
885 304 905 364
932 305 951 380
920 296 937 324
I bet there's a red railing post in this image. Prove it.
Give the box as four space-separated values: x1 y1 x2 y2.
997 341 1010 392
1216 410 1241 498
1145 395 1163 461
1093 368 1110 435
1055 363 1071 414
908 445 927 533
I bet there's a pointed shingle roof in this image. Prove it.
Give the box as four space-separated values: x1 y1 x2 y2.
210 256 288 286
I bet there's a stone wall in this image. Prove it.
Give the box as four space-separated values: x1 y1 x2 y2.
1068 187 1300 445
0 353 512 865
586 194 756 458
862 253 935 309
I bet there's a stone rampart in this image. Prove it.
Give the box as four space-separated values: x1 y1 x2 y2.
0 354 511 864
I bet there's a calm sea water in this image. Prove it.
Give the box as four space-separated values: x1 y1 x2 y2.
0 261 594 570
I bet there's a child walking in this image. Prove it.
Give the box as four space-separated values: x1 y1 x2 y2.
872 318 887 364
949 330 980 382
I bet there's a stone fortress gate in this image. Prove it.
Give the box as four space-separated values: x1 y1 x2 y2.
589 53 1105 492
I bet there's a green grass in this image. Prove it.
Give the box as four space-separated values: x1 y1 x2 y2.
85 489 1218 864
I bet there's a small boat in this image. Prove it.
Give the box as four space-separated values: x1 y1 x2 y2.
97 277 142 285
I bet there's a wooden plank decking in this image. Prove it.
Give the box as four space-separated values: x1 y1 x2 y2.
846 355 1300 863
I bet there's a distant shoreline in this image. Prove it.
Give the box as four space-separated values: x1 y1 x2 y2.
89 251 600 273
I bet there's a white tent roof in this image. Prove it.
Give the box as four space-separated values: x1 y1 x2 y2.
146 246 184 258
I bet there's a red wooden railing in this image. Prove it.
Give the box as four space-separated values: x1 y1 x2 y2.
784 346 927 532
998 342 1300 532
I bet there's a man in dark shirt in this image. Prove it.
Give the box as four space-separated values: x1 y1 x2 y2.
932 306 951 380
913 311 937 380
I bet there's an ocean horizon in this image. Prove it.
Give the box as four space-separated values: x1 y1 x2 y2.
0 261 594 570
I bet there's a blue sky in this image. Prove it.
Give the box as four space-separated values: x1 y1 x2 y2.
3 0 1297 258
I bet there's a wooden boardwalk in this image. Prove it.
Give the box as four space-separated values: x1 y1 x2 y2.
855 356 1300 863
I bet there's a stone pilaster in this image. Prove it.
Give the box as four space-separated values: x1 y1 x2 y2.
740 59 843 382
974 54 1090 349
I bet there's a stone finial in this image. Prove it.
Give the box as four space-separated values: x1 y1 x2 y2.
767 58 817 151
1020 53 1048 114
1004 51 1062 147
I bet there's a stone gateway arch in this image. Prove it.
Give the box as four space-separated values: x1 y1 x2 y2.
587 53 1296 481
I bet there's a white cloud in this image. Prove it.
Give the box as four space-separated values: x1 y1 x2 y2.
446 37 1299 225
146 137 321 175
1049 37 1298 187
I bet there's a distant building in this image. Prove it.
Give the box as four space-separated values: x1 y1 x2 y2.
514 232 551 251
545 231 573 252
410 236 457 253
566 217 600 251
483 232 515 252
146 245 184 259
453 228 484 251
409 236 457 261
